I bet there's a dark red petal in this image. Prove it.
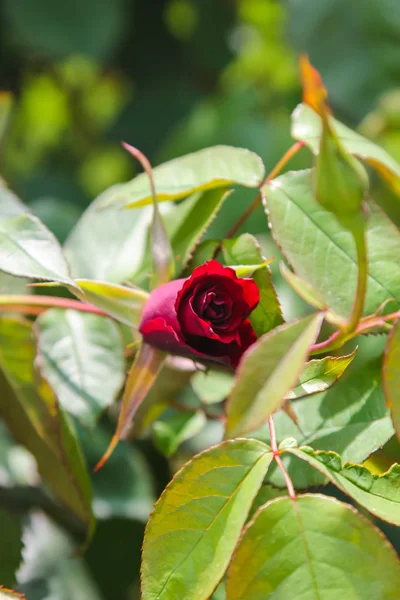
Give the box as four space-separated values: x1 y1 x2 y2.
139 278 185 334
237 278 260 313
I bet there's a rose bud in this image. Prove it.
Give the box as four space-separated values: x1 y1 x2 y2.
139 260 260 368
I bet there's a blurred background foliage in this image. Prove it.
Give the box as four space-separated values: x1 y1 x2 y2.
1 0 400 598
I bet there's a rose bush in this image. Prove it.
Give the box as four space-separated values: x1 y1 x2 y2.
139 260 260 367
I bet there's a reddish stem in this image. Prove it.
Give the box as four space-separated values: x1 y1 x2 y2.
0 295 110 318
268 415 296 500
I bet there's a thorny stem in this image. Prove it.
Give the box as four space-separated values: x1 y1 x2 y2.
224 141 305 240
0 294 110 318
268 415 296 500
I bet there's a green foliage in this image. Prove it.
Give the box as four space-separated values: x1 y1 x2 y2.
225 314 323 438
289 446 400 526
141 439 272 600
0 214 76 286
223 233 283 335
1 5 400 595
0 318 94 539
226 495 400 599
292 103 400 196
36 309 125 426
264 170 400 318
110 146 265 208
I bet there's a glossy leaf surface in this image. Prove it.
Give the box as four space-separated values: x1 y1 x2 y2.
257 361 394 489
226 495 400 600
108 145 265 208
286 350 356 400
289 446 400 526
225 313 323 438
264 169 400 317
292 103 400 196
37 309 125 426
0 318 94 537
0 213 76 286
141 439 272 600
73 279 149 327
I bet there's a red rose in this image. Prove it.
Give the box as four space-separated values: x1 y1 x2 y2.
139 260 259 368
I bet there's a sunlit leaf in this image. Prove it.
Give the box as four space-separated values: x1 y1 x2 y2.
226 495 400 600
280 261 344 326
107 145 265 208
257 360 394 489
36 309 125 426
383 319 400 441
94 343 165 470
171 188 230 276
64 184 154 284
132 190 228 287
225 313 323 438
73 279 148 328
141 439 273 600
288 446 400 526
292 103 400 196
0 317 94 539
0 181 26 221
0 213 76 287
264 170 400 317
286 349 356 400
0 509 22 588
223 233 283 337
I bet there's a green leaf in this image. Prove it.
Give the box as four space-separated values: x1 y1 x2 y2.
152 410 207 457
292 102 400 196
107 145 265 209
0 213 76 287
0 317 94 539
171 188 230 276
226 494 400 600
288 447 400 526
383 319 400 441
132 191 228 288
36 309 125 426
0 181 26 220
264 169 400 317
280 261 344 326
286 349 356 400
225 313 323 438
141 438 272 600
94 343 165 470
0 509 22 588
64 184 154 284
72 279 149 328
182 239 220 275
257 360 394 489
191 369 234 405
223 234 283 336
